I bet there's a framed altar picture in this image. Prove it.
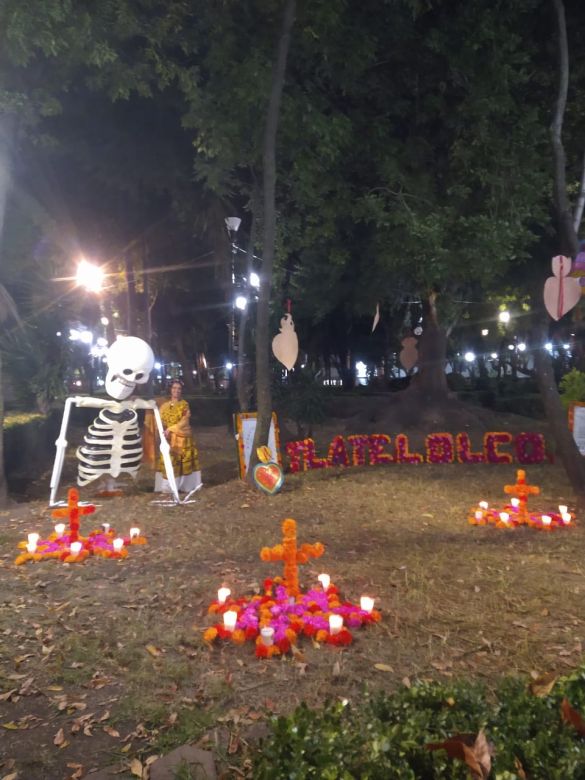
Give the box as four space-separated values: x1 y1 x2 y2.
569 402 585 456
234 412 283 479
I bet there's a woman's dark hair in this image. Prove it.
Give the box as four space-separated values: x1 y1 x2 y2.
168 379 184 391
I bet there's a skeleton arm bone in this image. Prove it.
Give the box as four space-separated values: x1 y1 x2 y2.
49 396 116 506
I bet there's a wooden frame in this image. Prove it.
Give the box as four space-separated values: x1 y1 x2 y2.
234 412 282 479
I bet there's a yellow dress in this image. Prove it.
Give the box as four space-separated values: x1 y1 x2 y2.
154 399 202 494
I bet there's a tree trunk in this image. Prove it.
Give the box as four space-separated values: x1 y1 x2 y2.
249 0 296 478
409 292 449 402
0 350 7 507
236 212 257 412
533 321 585 502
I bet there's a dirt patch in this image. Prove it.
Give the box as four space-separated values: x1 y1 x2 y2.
1 410 580 779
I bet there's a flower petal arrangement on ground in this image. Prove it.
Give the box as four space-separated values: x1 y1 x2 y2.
468 469 575 531
14 487 147 564
203 518 381 657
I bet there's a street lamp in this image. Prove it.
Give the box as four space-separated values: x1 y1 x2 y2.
235 295 248 311
498 310 511 324
76 258 104 293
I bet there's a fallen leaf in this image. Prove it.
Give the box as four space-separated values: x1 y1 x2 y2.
514 756 528 779
129 758 143 778
1 772 19 780
561 698 585 736
427 730 492 779
374 663 394 673
53 728 69 749
529 672 557 698
103 725 120 738
0 690 17 702
332 660 341 677
145 644 162 658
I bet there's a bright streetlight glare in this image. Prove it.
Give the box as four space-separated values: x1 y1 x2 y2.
154 362 161 370
76 259 104 293
225 362 234 371
250 272 260 289
464 351 476 362
100 316 109 326
490 352 498 359
79 331 93 345
545 342 553 353
235 295 248 311
517 342 526 352
498 310 511 324
508 344 515 351
69 329 80 341
481 329 489 336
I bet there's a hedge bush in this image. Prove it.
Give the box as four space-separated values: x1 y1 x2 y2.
252 665 585 778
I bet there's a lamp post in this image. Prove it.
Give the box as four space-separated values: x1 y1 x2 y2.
225 218 242 419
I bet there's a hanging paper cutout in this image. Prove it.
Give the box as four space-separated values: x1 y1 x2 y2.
371 303 380 333
253 446 284 495
272 313 299 370
544 255 581 320
400 337 418 371
573 242 585 291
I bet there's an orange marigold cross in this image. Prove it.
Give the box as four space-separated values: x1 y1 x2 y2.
504 469 540 524
51 487 95 542
260 518 324 597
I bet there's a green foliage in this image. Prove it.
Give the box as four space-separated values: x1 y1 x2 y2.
559 369 585 409
252 668 585 779
273 368 327 437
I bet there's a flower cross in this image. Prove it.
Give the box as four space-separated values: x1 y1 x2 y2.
504 469 540 524
51 487 95 542
260 518 324 596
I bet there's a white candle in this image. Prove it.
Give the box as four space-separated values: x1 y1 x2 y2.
70 541 82 556
28 533 39 546
129 527 140 539
102 523 110 534
562 512 572 525
474 510 483 521
559 505 568 515
217 587 231 605
318 573 330 590
541 515 552 526
329 614 343 635
479 501 488 510
360 596 374 613
54 523 65 536
26 542 37 554
112 538 124 552
499 512 510 524
511 498 520 509
223 610 238 632
260 627 274 646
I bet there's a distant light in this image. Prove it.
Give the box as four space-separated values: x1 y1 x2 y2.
79 331 93 345
301 364 306 368
96 337 107 347
75 380 82 387
192 370 197 375
490 352 498 359
355 361 367 378
76 258 103 293
96 378 104 386
517 342 526 352
545 342 553 353
100 316 109 326
69 329 80 341
166 375 171 379
250 272 260 289
56 331 62 337
481 329 489 336
225 217 241 233
154 362 161 370
235 295 248 311
113 311 119 318
508 344 515 351
563 343 570 350
225 362 234 371
464 351 476 362
499 310 511 324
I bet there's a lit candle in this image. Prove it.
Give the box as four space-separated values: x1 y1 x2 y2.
223 610 238 632
112 538 124 553
329 614 343 635
479 501 488 510
260 627 274 646
217 587 231 605
511 498 520 509
559 505 568 515
318 573 330 590
28 533 39 546
102 523 110 534
54 523 66 536
360 596 375 613
70 541 82 556
562 512 572 525
474 510 483 522
499 512 510 524
26 542 37 554
541 515 552 527
129 527 140 539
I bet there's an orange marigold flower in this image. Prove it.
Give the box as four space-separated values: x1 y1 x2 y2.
203 627 218 643
231 629 246 644
315 630 328 643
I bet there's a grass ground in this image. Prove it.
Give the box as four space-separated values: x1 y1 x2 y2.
0 420 583 779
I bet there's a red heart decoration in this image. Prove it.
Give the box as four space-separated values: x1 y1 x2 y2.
253 463 284 495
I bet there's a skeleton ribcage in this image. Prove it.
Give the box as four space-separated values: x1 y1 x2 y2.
76 407 143 486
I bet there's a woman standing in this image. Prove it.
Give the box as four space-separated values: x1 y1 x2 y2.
154 380 202 495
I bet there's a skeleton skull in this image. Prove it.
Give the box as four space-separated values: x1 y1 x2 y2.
105 336 155 400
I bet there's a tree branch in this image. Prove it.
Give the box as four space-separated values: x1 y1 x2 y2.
573 150 585 234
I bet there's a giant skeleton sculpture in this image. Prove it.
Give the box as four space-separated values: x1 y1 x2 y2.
49 336 181 506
